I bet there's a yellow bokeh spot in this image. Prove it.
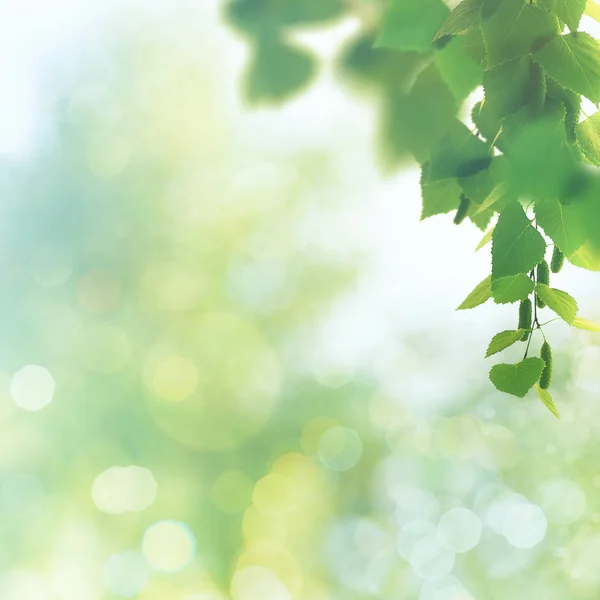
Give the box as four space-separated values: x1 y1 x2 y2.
242 505 287 544
230 566 292 600
252 474 296 515
152 356 198 402
236 543 302 596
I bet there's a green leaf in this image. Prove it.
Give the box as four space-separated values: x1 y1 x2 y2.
460 168 496 230
506 102 576 199
433 0 483 40
435 36 482 101
420 163 462 219
481 0 558 68
492 274 534 304
535 384 560 418
428 121 492 181
476 226 495 251
457 275 492 309
486 329 529 357
535 283 578 324
474 183 510 216
489 358 545 397
482 56 545 116
382 64 457 164
245 40 316 104
538 0 586 32
463 25 488 66
492 203 546 279
534 199 587 257
534 32 600 103
576 112 600 166
376 0 449 52
573 316 600 332
546 79 581 142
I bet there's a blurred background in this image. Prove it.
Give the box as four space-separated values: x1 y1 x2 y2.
2 1 600 599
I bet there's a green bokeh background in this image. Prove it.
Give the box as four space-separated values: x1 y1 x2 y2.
2 2 600 599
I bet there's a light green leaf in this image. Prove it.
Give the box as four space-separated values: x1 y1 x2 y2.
586 0 600 22
492 274 534 304
489 357 545 397
534 32 600 102
457 275 492 309
506 102 576 199
535 283 578 324
538 0 586 32
476 226 495 251
535 384 560 418
376 0 449 52
534 199 587 257
481 0 558 68
434 0 483 40
420 163 462 219
474 183 509 215
572 316 600 332
382 64 458 164
576 112 600 166
435 36 482 101
486 329 529 357
492 203 546 279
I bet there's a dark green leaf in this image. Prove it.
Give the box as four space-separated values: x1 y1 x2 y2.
428 121 492 181
483 56 545 116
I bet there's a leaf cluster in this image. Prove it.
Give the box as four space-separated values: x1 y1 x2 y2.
226 0 600 415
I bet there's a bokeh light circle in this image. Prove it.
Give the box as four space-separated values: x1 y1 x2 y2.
92 466 157 514
10 365 55 411
144 313 282 451
104 552 149 598
317 426 363 472
502 503 547 548
437 508 482 554
230 566 292 600
539 479 586 525
142 520 196 573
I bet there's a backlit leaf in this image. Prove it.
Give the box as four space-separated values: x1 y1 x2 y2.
490 358 545 397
